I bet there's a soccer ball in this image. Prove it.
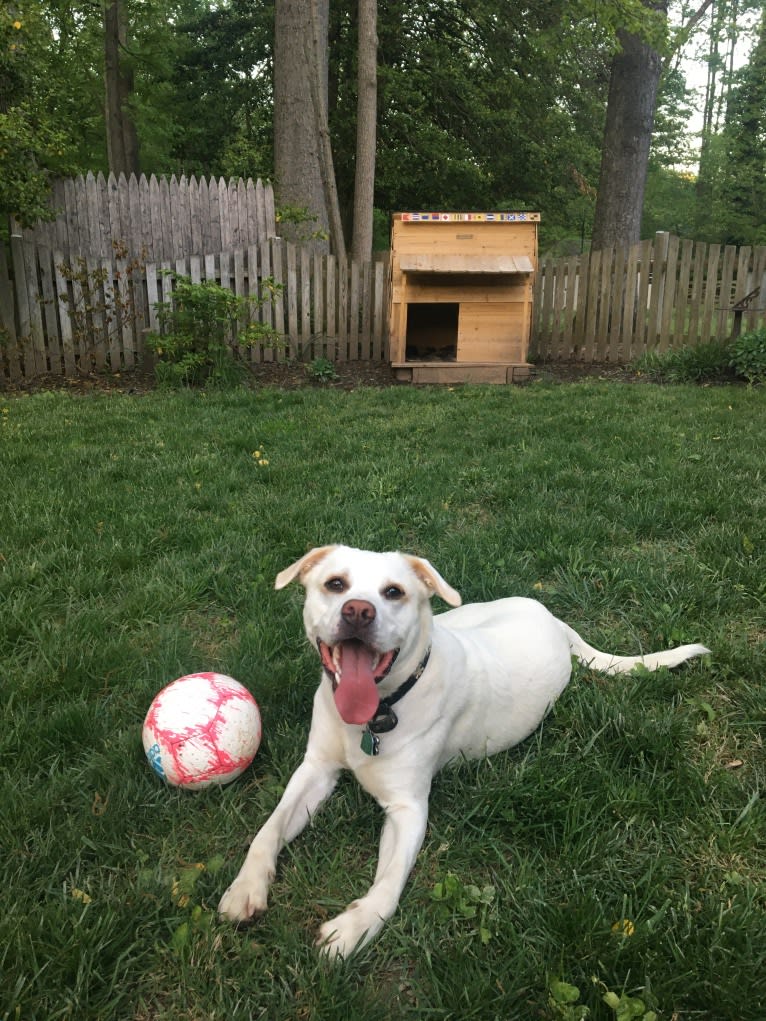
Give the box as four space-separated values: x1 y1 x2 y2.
142 672 261 789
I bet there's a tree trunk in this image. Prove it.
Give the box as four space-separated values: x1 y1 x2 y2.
591 2 667 251
103 0 140 177
350 0 377 262
273 0 331 250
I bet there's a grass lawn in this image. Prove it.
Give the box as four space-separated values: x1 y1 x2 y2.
1 378 764 1021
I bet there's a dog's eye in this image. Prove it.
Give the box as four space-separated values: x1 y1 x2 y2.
324 576 347 593
383 585 405 601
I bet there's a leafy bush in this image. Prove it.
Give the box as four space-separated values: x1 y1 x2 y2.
146 274 282 387
729 328 766 384
304 357 339 383
632 341 733 383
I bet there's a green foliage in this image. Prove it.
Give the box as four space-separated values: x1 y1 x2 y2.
548 979 590 1020
549 977 658 1021
430 871 495 944
304 357 339 383
0 4 78 225
146 273 282 387
729 328 766 384
632 341 734 383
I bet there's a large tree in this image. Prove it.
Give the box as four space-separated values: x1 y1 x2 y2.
350 0 377 260
273 0 332 248
103 0 140 175
591 0 668 250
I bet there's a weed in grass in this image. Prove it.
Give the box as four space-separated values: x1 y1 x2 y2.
1 382 764 1020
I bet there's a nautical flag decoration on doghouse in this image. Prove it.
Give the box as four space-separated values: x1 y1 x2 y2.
389 212 539 384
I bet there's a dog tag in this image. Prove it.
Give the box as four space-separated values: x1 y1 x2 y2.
370 704 398 734
360 728 380 756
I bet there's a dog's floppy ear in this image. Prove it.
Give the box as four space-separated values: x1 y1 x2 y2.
405 555 462 606
275 545 337 590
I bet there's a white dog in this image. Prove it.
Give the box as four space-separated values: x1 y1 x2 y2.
218 545 709 958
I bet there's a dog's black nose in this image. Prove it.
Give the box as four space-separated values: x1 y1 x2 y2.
341 599 376 628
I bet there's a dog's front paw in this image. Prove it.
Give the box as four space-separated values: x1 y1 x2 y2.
218 873 269 923
316 900 384 960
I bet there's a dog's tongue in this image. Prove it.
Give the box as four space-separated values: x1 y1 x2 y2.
334 643 380 725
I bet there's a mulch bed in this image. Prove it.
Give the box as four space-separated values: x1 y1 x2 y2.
0 360 652 396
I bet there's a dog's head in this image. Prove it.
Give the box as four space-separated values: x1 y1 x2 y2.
275 545 462 725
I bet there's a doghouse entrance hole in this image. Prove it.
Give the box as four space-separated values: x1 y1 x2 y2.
405 303 458 361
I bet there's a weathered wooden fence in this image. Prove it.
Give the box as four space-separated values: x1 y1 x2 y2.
0 238 389 383
11 172 277 262
5 205 766 383
532 232 766 362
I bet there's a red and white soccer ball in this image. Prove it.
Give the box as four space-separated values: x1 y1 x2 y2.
142 672 261 789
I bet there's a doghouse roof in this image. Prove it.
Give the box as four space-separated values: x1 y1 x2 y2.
398 253 535 274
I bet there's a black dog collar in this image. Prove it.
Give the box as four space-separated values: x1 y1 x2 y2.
360 646 431 756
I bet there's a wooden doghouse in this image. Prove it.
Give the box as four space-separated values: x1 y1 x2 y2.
389 211 539 383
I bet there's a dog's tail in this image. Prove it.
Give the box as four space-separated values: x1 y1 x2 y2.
561 622 710 676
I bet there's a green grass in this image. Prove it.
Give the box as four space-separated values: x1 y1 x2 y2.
1 379 764 1021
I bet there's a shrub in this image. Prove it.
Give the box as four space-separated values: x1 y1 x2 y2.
146 274 282 387
729 328 766 384
304 357 339 383
632 341 733 383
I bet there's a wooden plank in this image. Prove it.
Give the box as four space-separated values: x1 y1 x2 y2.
605 242 627 361
265 181 276 238
673 238 694 347
234 247 246 360
38 246 62 373
657 234 679 353
593 245 613 361
199 177 212 254
246 179 258 246
0 238 16 342
285 242 298 357
325 254 336 361
337 256 349 361
300 245 311 355
272 241 285 358
632 239 652 359
63 177 80 255
85 254 105 370
534 256 552 359
716 244 737 338
255 178 267 241
579 248 600 361
189 254 202 285
349 259 360 359
188 177 202 255
101 255 122 370
686 240 706 345
373 257 386 360
116 257 134 368
145 263 160 334
53 252 76 375
22 242 48 374
645 234 665 352
259 239 275 361
245 246 261 362
399 253 534 273
312 250 324 359
699 244 720 344
361 260 372 359
744 246 766 332
556 256 578 361
0 240 20 381
11 237 31 373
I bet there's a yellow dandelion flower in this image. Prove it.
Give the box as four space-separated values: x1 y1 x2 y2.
611 918 635 937
13 20 22 29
